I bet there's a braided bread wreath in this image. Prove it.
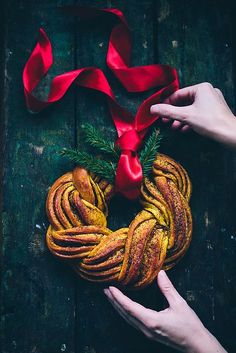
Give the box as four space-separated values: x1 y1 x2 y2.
46 153 192 290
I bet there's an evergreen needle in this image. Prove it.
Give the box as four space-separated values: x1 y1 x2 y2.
82 123 120 160
139 129 162 177
60 148 116 183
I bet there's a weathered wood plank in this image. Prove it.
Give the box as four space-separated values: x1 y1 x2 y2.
156 0 216 327
0 1 6 351
0 1 77 352
205 2 236 351
73 1 164 353
156 1 236 352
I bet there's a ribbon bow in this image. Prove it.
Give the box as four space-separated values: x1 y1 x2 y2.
23 6 179 199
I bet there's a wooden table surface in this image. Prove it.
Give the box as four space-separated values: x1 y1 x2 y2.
1 1 236 352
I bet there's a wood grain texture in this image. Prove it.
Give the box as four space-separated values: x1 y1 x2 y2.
74 2 163 353
156 1 236 352
1 1 77 352
1 0 236 352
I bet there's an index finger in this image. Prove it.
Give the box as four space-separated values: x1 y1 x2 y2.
107 286 148 320
164 85 197 105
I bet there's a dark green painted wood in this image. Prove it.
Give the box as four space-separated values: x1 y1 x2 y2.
73 1 165 353
1 1 236 352
0 2 6 351
1 1 77 352
156 1 236 352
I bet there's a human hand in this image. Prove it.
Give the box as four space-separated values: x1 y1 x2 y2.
150 82 236 148
104 270 226 353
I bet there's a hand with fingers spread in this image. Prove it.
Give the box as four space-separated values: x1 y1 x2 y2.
104 271 227 353
150 82 236 148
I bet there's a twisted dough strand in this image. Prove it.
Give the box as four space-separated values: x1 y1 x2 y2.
46 153 192 289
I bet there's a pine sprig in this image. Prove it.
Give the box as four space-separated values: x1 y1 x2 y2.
139 129 162 177
82 123 120 160
60 125 162 183
60 148 116 183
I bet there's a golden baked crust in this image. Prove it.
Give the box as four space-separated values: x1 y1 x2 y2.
46 153 192 289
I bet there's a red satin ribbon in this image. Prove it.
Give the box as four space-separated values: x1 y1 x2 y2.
23 6 179 199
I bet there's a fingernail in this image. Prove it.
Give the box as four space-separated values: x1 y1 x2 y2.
158 270 165 278
104 288 109 295
150 105 158 114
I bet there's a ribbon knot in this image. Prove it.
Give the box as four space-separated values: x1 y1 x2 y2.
22 6 179 200
115 129 142 199
116 129 142 152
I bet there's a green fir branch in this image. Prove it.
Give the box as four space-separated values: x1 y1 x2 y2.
82 123 120 160
139 129 162 177
60 125 162 183
60 148 116 183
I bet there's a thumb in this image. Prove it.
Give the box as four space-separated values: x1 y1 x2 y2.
157 270 184 307
150 103 190 122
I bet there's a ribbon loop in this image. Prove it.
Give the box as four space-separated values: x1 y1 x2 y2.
22 6 179 200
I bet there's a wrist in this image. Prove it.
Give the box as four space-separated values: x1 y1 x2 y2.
216 113 236 148
185 326 227 353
